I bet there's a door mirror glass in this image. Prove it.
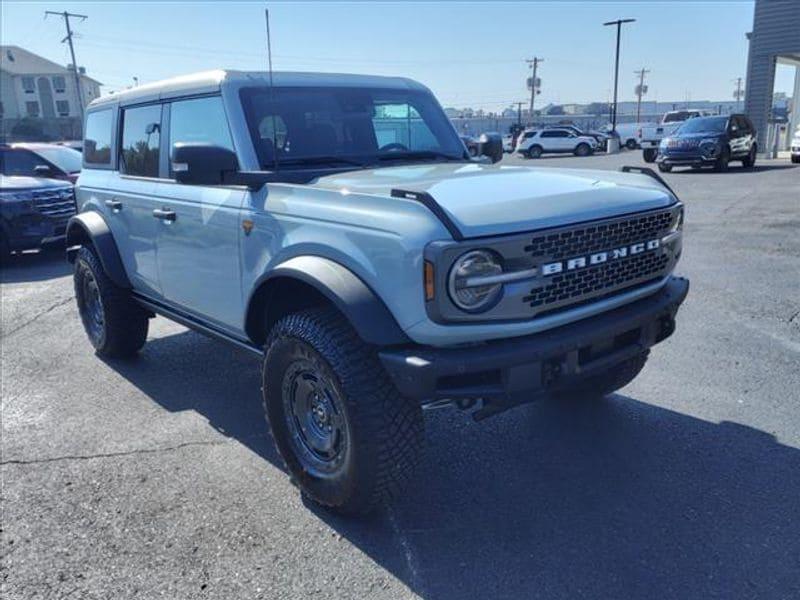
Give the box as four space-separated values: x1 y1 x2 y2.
172 143 239 186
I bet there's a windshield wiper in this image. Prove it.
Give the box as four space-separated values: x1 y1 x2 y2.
273 156 369 169
376 150 466 163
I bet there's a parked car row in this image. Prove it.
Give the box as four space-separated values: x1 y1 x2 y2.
0 142 81 258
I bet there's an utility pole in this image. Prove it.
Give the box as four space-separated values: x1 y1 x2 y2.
526 57 543 124
733 77 744 110
516 102 523 127
634 68 650 123
603 18 635 135
45 10 88 127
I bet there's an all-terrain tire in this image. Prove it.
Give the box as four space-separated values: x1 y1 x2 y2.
262 307 424 515
73 246 148 358
559 350 650 399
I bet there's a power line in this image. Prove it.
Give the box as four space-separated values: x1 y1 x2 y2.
44 10 88 126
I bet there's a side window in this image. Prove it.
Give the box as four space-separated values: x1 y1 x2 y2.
120 104 162 178
0 149 41 176
84 109 113 166
169 96 234 174
372 103 438 151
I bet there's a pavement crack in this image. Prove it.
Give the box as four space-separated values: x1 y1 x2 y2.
0 439 232 466
1 296 74 339
789 310 800 325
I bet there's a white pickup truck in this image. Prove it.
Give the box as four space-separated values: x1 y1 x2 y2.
640 110 710 163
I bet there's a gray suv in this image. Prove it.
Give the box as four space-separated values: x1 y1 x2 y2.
68 70 688 514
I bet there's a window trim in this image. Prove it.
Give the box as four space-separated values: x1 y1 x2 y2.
52 76 67 93
118 102 166 179
83 107 117 170
56 100 70 117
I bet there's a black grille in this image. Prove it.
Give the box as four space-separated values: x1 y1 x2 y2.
524 252 669 310
32 188 76 219
525 209 675 261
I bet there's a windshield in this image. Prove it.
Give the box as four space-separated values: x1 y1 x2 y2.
33 146 83 173
677 116 728 134
240 86 466 169
663 111 697 123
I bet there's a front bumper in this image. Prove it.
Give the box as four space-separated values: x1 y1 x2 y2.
657 151 716 167
380 276 689 416
2 212 72 251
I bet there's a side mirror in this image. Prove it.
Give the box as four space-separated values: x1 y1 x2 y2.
33 164 53 177
172 143 240 186
477 132 503 164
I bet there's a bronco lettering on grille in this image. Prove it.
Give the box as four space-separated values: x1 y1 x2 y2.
541 239 660 276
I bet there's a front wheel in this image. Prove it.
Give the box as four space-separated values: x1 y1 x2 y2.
574 143 591 157
714 146 731 172
73 246 149 358
262 308 424 515
742 146 757 168
528 145 543 159
643 148 657 163
626 138 638 150
657 162 673 173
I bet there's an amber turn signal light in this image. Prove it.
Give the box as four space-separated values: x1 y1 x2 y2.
424 261 435 301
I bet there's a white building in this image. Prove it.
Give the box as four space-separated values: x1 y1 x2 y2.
1 45 102 141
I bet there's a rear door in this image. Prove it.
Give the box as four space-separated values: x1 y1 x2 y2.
151 95 246 333
107 103 165 297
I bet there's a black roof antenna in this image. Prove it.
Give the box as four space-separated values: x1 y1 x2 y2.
265 8 279 172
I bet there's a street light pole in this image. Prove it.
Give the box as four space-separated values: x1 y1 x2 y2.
603 18 635 136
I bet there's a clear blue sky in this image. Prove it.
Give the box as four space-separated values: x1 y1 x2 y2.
2 1 793 111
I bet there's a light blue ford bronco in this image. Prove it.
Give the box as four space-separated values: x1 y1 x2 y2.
68 70 688 514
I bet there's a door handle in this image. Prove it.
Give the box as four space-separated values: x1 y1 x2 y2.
105 199 122 212
152 208 176 222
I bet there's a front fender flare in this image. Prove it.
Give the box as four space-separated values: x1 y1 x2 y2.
248 256 410 347
66 211 130 288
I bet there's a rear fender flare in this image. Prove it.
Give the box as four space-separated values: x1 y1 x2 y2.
66 211 130 288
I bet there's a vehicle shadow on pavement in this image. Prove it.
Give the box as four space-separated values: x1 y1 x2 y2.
0 247 72 284
107 330 800 600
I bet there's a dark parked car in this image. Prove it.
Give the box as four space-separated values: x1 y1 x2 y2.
459 134 479 157
657 114 757 172
0 175 76 257
0 143 82 183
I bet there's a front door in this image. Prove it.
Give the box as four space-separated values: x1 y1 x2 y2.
152 96 246 334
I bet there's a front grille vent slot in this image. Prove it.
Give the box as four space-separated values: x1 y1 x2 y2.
33 189 76 218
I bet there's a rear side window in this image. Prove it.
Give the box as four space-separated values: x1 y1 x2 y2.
120 104 162 178
84 109 113 166
168 96 234 172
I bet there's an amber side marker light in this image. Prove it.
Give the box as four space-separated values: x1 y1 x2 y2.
424 261 435 301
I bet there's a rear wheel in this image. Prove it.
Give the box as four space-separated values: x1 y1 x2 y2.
574 143 591 157
73 246 149 358
643 148 657 163
528 145 543 159
262 308 424 515
792 155 800 164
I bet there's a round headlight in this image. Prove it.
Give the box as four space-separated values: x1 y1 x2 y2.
448 249 503 312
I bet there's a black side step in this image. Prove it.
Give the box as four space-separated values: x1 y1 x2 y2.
620 165 678 198
133 293 264 358
391 188 464 241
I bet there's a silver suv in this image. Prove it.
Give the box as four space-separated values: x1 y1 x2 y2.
68 70 688 514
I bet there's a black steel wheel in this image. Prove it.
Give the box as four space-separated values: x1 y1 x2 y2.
263 308 424 515
73 246 149 358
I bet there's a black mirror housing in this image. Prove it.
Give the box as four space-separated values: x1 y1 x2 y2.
172 143 240 186
477 132 503 164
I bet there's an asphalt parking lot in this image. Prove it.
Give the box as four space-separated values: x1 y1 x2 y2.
2 150 799 600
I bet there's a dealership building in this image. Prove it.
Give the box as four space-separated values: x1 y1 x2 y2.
744 0 800 152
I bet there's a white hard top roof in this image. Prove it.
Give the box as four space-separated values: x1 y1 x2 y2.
88 70 429 109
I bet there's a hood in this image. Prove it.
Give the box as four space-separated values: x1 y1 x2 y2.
0 175 72 191
312 163 675 238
